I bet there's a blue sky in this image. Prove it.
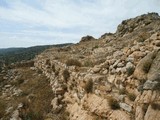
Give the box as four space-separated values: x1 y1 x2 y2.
0 0 160 48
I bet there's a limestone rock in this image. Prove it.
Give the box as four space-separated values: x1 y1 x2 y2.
67 103 94 120
144 105 160 120
143 80 159 90
110 110 131 120
82 94 111 118
51 97 62 113
134 51 156 80
108 75 116 83
147 50 160 80
10 110 21 120
91 66 101 73
119 102 132 112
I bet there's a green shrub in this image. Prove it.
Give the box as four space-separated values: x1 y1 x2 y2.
84 79 93 93
66 59 81 67
84 60 94 67
128 93 136 101
108 98 120 110
63 69 70 81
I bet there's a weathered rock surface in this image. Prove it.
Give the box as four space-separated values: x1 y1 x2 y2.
1 13 160 120
134 51 156 80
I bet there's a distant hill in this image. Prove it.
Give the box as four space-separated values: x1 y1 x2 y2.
0 43 72 67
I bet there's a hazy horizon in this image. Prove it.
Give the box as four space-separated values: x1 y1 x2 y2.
0 0 160 48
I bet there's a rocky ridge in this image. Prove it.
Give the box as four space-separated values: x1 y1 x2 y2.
1 12 160 120
33 13 160 120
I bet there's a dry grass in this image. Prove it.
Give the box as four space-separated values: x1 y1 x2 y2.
9 67 54 120
0 100 6 118
66 59 82 67
83 60 94 67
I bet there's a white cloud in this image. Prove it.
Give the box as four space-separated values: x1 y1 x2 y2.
0 0 160 48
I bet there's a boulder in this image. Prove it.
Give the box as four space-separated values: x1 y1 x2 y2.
119 102 132 112
82 94 110 118
91 67 101 73
67 103 94 120
109 110 131 120
143 80 159 90
108 75 116 83
51 97 62 113
80 35 95 43
10 110 21 120
134 51 157 80
148 50 160 80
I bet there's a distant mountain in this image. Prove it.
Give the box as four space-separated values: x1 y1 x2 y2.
0 43 72 66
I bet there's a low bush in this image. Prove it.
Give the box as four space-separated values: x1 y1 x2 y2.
46 59 51 66
52 64 55 72
84 79 93 93
83 60 94 67
62 69 70 81
37 69 43 74
66 59 81 67
127 93 136 101
108 97 120 110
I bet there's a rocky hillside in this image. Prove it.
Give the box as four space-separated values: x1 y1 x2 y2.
1 12 160 120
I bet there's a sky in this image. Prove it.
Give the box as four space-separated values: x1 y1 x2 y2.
0 0 160 48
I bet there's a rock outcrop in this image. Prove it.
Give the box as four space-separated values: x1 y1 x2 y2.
1 12 160 120
33 12 160 120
